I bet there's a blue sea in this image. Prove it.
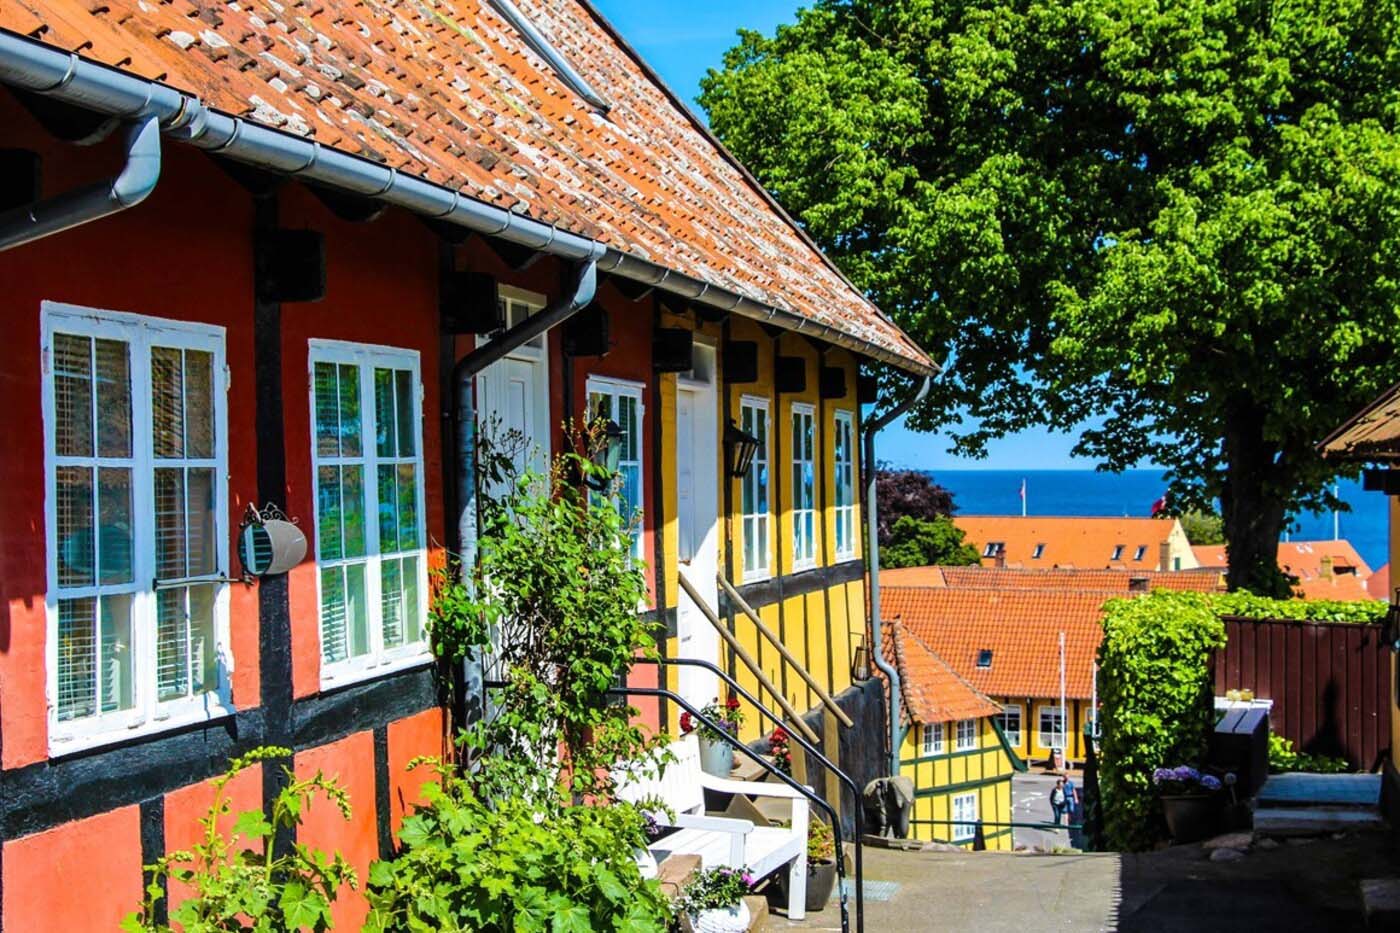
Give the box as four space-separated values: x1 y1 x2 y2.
932 470 1392 571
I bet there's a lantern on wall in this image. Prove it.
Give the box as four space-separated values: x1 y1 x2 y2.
724 419 760 478
237 503 307 577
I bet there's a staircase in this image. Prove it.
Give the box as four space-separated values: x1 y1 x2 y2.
1252 772 1386 836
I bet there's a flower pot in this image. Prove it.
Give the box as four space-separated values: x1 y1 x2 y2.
698 735 734 777
778 859 837 912
1161 794 1220 843
690 901 750 933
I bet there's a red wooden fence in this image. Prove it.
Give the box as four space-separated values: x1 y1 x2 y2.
1213 617 1391 770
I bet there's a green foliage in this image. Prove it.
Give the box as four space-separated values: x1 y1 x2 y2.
364 760 671 933
1178 510 1225 546
123 747 358 933
1210 592 1386 623
1268 733 1350 774
880 514 981 569
366 426 671 931
701 0 1400 593
807 818 836 863
1096 593 1226 851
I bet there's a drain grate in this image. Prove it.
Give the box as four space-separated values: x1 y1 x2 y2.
833 879 900 902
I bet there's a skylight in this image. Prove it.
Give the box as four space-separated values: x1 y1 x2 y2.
977 649 993 668
1111 544 1125 561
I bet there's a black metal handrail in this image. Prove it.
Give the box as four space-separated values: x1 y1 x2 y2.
609 685 852 933
632 656 865 933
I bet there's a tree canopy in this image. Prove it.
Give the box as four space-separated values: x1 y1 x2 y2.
874 467 957 543
881 515 982 568
700 0 1400 594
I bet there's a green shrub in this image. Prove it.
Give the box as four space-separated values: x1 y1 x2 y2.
1097 592 1226 852
123 747 358 933
364 761 670 933
1268 732 1350 774
1210 592 1386 623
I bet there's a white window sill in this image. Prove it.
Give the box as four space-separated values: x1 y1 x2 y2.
791 560 819 573
48 694 237 759
319 645 433 693
741 570 772 585
835 550 857 563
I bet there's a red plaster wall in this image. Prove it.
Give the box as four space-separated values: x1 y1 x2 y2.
295 731 377 930
162 763 264 910
386 706 446 835
0 95 260 768
2 805 143 930
275 185 447 699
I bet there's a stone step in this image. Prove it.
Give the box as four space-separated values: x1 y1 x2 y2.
1253 805 1386 836
1257 773 1381 807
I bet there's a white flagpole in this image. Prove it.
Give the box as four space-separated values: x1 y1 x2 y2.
1059 631 1067 754
1334 482 1341 541
1021 478 1028 517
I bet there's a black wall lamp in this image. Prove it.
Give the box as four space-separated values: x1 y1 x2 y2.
724 419 760 478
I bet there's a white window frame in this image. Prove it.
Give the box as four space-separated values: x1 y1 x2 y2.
983 541 1003 558
585 375 645 560
951 792 977 842
43 302 233 755
1037 703 1067 750
1134 544 1147 561
997 703 1023 747
833 409 856 561
955 718 978 751
309 340 430 689
740 395 771 582
921 722 944 756
790 402 817 570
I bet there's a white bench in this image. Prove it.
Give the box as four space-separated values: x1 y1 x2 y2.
617 734 811 919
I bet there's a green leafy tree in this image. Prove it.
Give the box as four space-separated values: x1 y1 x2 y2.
1177 509 1225 546
700 0 1400 595
880 514 981 568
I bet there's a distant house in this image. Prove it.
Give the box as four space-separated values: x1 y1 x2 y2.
882 564 1225 593
1193 540 1377 601
954 516 1198 572
882 620 1019 849
881 586 1109 764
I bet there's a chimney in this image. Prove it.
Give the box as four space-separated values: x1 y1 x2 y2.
1320 555 1334 580
994 544 1006 569
1159 540 1172 572
1128 576 1150 594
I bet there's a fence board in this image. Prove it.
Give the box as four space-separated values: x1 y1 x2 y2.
1213 617 1390 770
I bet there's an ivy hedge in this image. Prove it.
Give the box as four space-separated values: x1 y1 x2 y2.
1097 591 1386 851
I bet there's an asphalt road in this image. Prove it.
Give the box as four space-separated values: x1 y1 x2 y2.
1011 773 1078 850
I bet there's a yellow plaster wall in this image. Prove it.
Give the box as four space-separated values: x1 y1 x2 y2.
897 718 1015 850
995 697 1088 762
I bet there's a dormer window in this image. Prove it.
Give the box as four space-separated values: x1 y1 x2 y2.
1032 543 1045 559
1111 544 1125 561
1133 545 1147 561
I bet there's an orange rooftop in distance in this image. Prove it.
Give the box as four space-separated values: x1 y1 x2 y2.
882 620 1001 725
1192 539 1378 601
881 564 1225 593
953 515 1198 572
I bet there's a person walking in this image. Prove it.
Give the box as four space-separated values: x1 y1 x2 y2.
1050 777 1067 825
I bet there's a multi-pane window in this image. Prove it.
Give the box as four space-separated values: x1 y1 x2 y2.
833 410 855 560
44 304 229 752
921 722 944 756
955 718 978 751
1038 704 1067 750
790 403 816 569
952 792 978 842
997 704 1022 747
740 396 770 580
586 378 644 558
310 342 427 684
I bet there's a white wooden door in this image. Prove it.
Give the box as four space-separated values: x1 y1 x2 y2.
476 351 549 500
675 350 719 716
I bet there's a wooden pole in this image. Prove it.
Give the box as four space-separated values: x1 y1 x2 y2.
717 573 856 729
677 573 821 746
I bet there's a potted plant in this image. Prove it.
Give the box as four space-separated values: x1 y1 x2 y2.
1153 765 1223 843
681 696 745 776
681 865 755 933
769 725 793 776
778 817 838 912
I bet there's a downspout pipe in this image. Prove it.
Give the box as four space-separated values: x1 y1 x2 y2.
452 256 600 714
0 31 936 379
0 113 160 251
862 375 931 776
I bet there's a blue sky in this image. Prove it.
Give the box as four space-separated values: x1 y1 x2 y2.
591 0 1102 471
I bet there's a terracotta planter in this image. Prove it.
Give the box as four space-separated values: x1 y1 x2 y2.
698 735 734 777
1161 793 1220 843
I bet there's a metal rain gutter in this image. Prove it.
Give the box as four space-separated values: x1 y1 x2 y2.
0 113 161 251
862 375 931 776
0 30 937 379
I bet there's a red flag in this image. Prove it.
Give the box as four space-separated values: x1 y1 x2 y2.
1151 495 1167 516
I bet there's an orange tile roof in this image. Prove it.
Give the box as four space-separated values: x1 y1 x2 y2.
881 564 1224 593
953 516 1179 570
1192 539 1376 601
0 0 932 373
880 620 1001 725
883 587 1109 700
1368 563 1391 601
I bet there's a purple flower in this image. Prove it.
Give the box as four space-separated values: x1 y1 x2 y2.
1200 775 1222 791
742 872 755 887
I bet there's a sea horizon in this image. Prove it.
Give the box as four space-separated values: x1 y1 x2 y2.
926 468 1391 572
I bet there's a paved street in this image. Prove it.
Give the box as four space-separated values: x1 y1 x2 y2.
1011 772 1078 850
